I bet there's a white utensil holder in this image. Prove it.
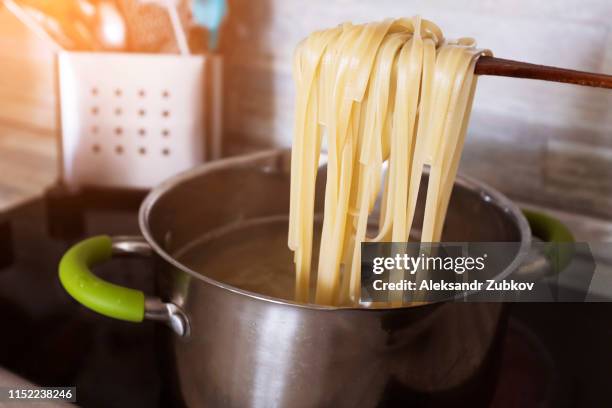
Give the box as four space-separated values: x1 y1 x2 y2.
56 51 222 191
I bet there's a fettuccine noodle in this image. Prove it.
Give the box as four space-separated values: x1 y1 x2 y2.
289 17 489 306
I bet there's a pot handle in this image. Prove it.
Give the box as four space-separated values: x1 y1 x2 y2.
58 235 189 336
523 209 574 244
517 209 575 279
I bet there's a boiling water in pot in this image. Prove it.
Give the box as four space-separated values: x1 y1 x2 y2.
174 215 413 303
175 216 320 301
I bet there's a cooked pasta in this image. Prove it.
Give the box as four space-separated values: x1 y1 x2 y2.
288 17 489 306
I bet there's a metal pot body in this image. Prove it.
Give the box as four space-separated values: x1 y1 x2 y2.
138 150 529 407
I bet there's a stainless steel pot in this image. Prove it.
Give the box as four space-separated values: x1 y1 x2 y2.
58 149 572 407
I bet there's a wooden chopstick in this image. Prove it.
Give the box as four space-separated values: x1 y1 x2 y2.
475 56 612 89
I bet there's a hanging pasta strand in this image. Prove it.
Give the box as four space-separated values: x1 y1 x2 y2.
347 32 407 303
289 17 489 306
289 28 343 302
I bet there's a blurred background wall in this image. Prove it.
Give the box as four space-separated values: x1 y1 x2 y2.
1 0 611 218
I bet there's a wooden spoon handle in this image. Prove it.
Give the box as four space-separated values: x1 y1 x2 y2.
475 56 612 89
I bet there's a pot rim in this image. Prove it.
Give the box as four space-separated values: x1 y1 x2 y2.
139 149 531 311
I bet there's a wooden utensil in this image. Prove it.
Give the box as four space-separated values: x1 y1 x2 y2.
475 56 612 89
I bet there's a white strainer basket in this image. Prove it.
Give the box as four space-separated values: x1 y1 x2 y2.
57 51 222 191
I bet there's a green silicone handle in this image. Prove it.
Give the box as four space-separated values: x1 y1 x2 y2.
58 235 145 322
522 209 574 243
523 209 574 271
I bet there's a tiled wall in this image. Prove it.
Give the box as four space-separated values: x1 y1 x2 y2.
1 1 611 219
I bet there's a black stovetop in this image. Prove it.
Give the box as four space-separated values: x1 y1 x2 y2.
0 186 610 408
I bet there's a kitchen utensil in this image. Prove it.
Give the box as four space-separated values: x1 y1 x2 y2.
76 0 96 19
475 56 612 89
117 0 186 53
56 51 213 191
192 0 227 50
95 0 127 51
162 0 190 54
186 24 209 53
58 149 572 407
134 0 190 54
